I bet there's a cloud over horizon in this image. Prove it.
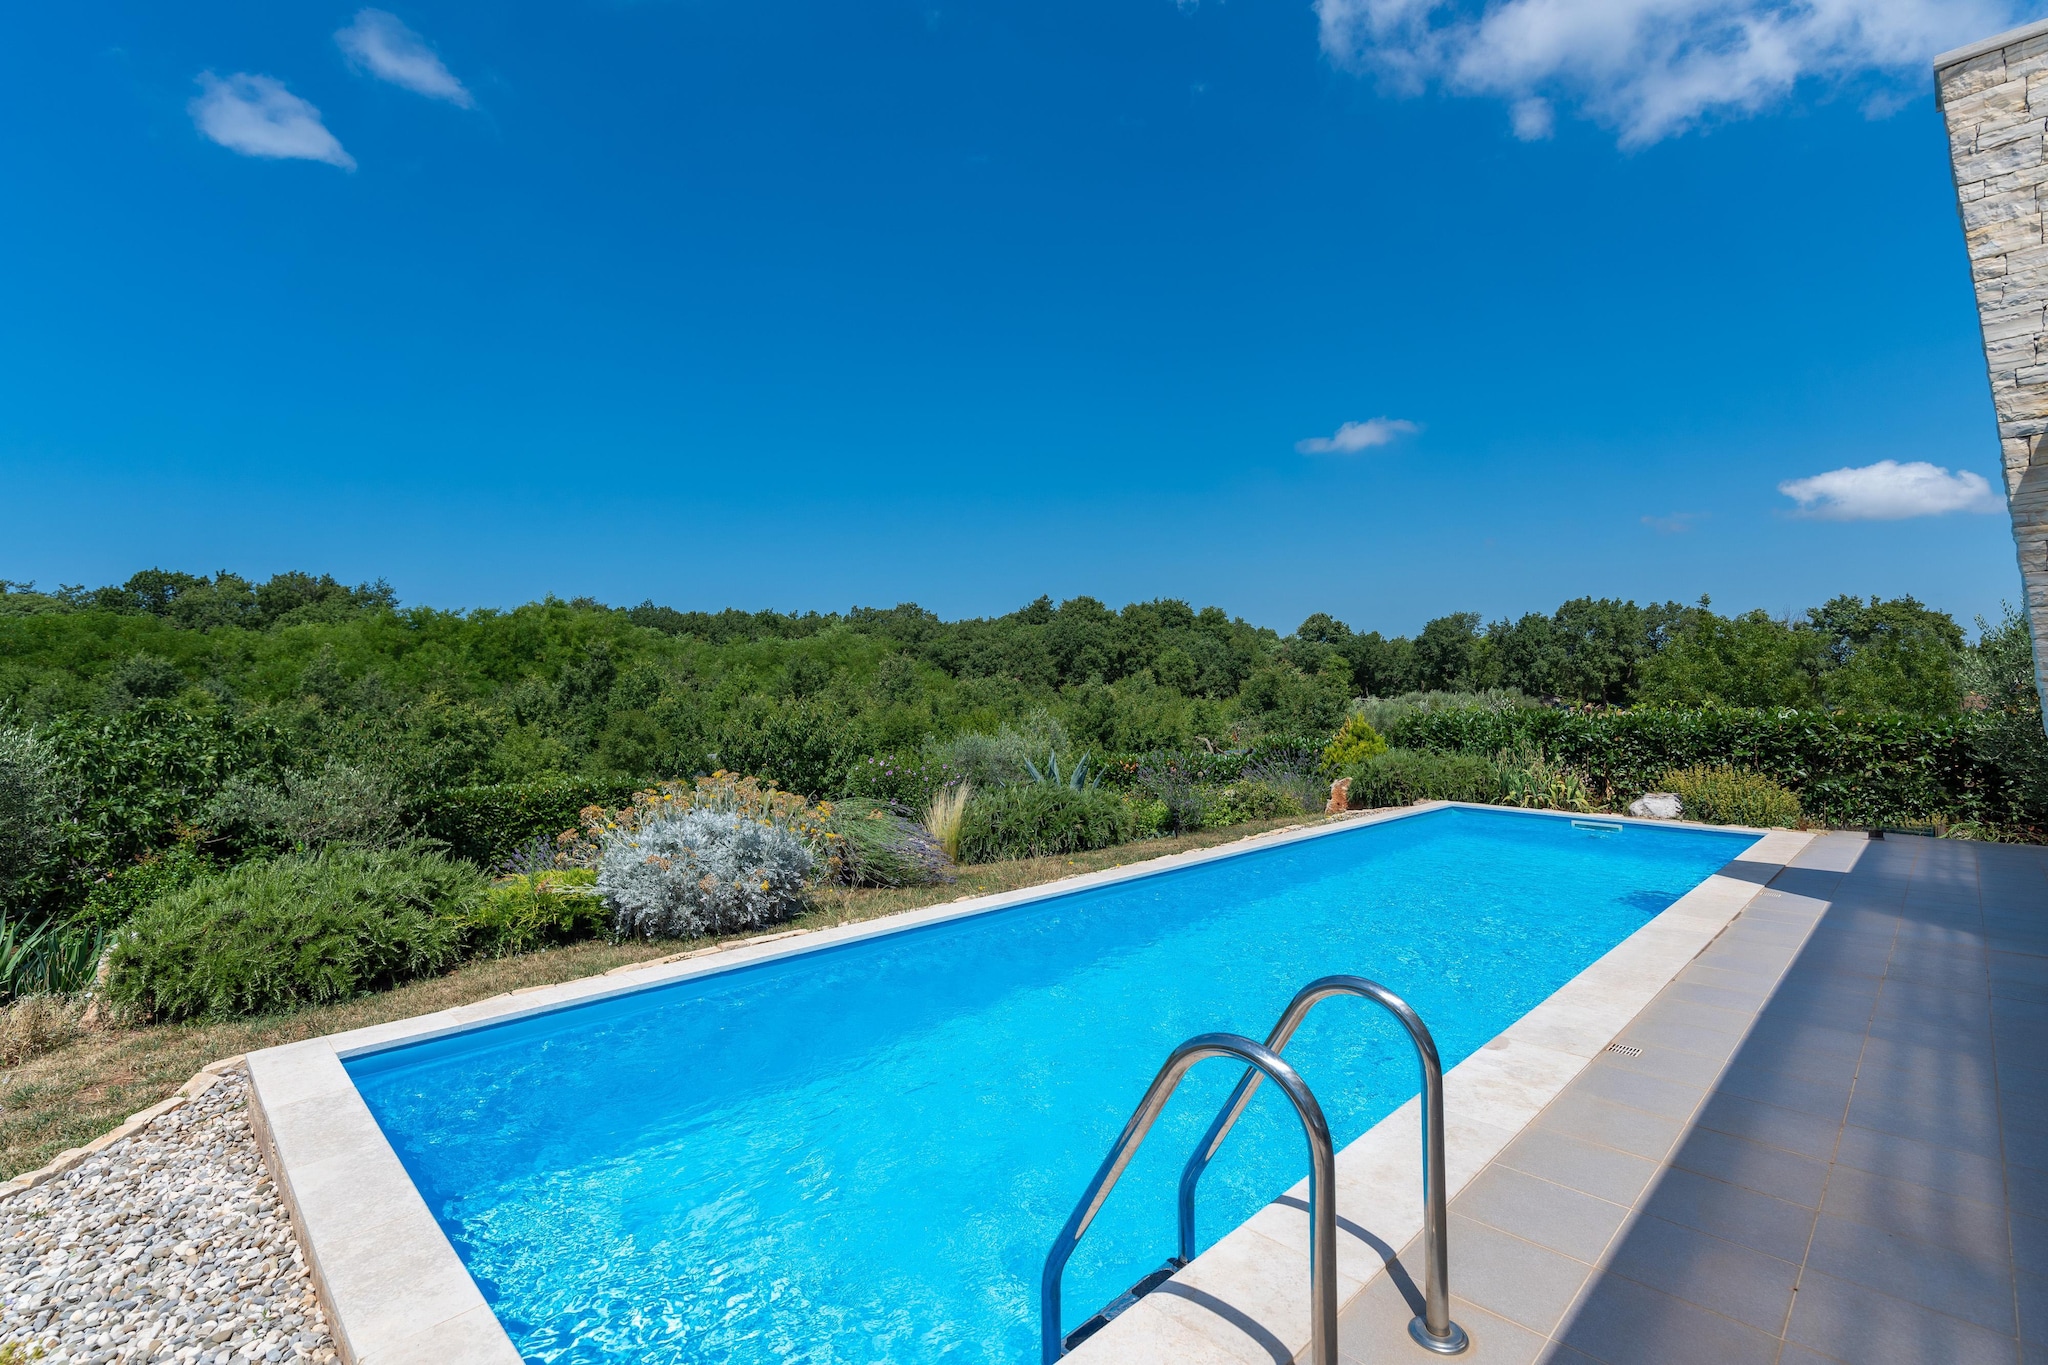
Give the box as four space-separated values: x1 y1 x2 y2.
1296 416 1420 454
1314 0 2022 147
189 73 355 169
1778 460 2003 520
337 9 473 106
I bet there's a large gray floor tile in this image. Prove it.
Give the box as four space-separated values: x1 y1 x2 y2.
1337 1265 1546 1365
1845 1092 2004 1159
1693 1093 1842 1159
1833 1119 2010 1205
1568 1065 1707 1123
1804 1213 2015 1333
1819 1163 2010 1258
1456 1166 1630 1264
1495 1129 1663 1208
1630 1167 1815 1262
1708 1061 1852 1120
1665 1127 1829 1209
1593 1213 1799 1333
1784 1269 2021 1365
1440 1215 1592 1336
1550 1271 1779 1365
1536 1093 1685 1164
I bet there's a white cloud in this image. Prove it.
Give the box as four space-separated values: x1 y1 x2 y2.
336 9 473 107
1511 96 1554 140
189 73 356 170
1314 0 2024 147
1777 460 2003 520
1296 416 1421 454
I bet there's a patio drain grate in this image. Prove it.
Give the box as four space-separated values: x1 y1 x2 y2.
1605 1043 1644 1058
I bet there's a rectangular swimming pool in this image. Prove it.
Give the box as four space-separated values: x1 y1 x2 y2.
345 806 1757 1365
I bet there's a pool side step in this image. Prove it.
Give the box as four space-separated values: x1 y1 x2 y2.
1062 1258 1186 1353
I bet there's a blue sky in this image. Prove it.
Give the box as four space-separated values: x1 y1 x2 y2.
2 0 2041 635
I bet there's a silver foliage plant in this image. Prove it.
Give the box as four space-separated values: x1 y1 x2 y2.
598 807 816 939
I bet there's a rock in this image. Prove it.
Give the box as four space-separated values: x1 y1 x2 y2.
1629 793 1683 820
1326 777 1351 815
0 1074 335 1365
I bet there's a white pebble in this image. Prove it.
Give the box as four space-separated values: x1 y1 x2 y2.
0 1075 338 1365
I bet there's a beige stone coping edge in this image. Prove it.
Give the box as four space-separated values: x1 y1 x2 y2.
0 1053 249 1201
1935 15 2048 75
240 804 1797 1365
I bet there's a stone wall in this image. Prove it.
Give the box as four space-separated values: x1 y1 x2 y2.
1937 19 2048 727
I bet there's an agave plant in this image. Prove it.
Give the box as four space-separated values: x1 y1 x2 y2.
1024 750 1099 791
0 917 106 1004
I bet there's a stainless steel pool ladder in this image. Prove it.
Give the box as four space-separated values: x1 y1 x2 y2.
1039 1033 1339 1365
1180 975 1468 1356
1038 976 1468 1363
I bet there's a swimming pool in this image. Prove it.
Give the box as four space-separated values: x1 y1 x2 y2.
345 807 1756 1365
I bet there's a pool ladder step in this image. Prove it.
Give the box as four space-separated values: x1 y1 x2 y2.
1059 1256 1184 1353
1039 974 1469 1365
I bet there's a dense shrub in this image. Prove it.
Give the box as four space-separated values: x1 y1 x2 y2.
76 840 216 928
824 798 953 887
204 761 411 854
1659 766 1802 828
417 776 643 867
1132 761 1207 835
956 785 1136 863
1392 706 2028 828
0 726 64 901
463 869 609 956
1106 739 1326 790
1344 750 1502 808
599 809 816 938
1322 715 1389 771
843 752 961 806
106 847 484 1020
1205 780 1311 826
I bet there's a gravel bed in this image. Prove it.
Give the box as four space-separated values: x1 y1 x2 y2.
0 1071 339 1365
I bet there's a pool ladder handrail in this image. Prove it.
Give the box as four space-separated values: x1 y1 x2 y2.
1039 1033 1339 1365
1178 975 1468 1356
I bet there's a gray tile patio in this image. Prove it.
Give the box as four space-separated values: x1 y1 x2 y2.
1338 831 2048 1365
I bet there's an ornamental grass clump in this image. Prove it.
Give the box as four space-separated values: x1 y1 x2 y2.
923 782 973 861
599 807 817 939
1658 766 1802 828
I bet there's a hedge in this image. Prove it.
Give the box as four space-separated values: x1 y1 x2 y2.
413 777 643 867
1389 707 2028 827
1102 738 1327 789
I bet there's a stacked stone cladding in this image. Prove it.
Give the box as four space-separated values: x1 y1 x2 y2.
1939 20 2048 724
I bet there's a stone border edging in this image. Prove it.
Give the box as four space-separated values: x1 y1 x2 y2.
0 1052 248 1200
243 803 1789 1365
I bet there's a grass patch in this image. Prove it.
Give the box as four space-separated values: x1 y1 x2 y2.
0 814 1327 1179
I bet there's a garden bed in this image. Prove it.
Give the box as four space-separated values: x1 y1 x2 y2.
0 815 1321 1181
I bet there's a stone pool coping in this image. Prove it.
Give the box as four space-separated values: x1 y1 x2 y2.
242 802 1802 1365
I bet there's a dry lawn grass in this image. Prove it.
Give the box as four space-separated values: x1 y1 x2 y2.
0 814 1336 1179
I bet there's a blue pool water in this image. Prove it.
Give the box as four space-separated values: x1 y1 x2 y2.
348 807 1755 1365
